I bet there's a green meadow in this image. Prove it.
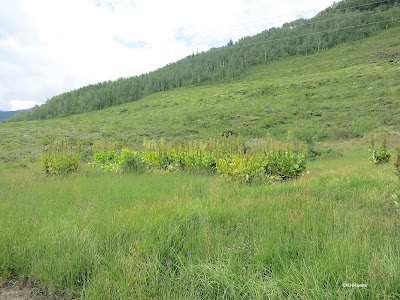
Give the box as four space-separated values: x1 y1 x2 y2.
1 142 400 299
1 22 400 299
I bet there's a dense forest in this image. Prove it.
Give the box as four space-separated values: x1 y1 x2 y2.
11 0 400 122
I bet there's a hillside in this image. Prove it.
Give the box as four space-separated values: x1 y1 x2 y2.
1 25 399 163
9 0 400 121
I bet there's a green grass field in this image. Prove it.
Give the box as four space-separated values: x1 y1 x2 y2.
0 22 400 300
0 141 399 299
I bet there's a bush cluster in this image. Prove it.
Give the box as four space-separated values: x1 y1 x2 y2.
92 148 217 175
216 145 307 185
42 138 80 175
92 150 121 172
92 136 307 185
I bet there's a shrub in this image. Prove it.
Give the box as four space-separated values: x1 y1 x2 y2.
216 149 307 185
120 149 151 174
264 149 307 180
92 150 121 172
92 135 308 185
394 147 400 179
184 151 216 174
42 138 80 176
369 133 391 164
216 154 277 185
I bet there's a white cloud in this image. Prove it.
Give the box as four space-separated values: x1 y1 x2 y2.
0 0 335 111
10 100 41 111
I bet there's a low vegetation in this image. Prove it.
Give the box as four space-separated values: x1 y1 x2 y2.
91 135 307 185
1 142 399 299
42 138 81 176
369 133 391 164
394 147 400 178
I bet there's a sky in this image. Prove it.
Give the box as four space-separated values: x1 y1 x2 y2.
0 0 335 111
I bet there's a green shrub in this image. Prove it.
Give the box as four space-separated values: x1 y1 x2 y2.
92 135 307 184
369 133 391 164
264 149 307 180
184 151 216 174
42 138 80 175
120 149 151 174
395 147 400 179
141 149 216 174
92 150 121 172
216 154 277 185
216 149 307 185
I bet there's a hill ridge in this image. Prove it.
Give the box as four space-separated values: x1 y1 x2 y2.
9 0 400 122
1 25 399 162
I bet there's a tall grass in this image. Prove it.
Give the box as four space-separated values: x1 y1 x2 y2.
1 143 399 299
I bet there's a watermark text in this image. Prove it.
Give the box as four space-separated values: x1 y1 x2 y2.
342 283 368 288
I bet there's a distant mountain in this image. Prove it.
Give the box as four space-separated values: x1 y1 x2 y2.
0 109 29 121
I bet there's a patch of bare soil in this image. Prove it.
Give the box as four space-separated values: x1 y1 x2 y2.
0 280 59 300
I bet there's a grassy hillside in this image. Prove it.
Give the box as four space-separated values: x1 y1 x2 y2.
1 26 399 164
10 0 400 121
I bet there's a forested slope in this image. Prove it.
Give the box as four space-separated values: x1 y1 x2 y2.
10 0 400 121
2 24 399 163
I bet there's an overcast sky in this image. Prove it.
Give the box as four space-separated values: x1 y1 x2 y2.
0 0 335 111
